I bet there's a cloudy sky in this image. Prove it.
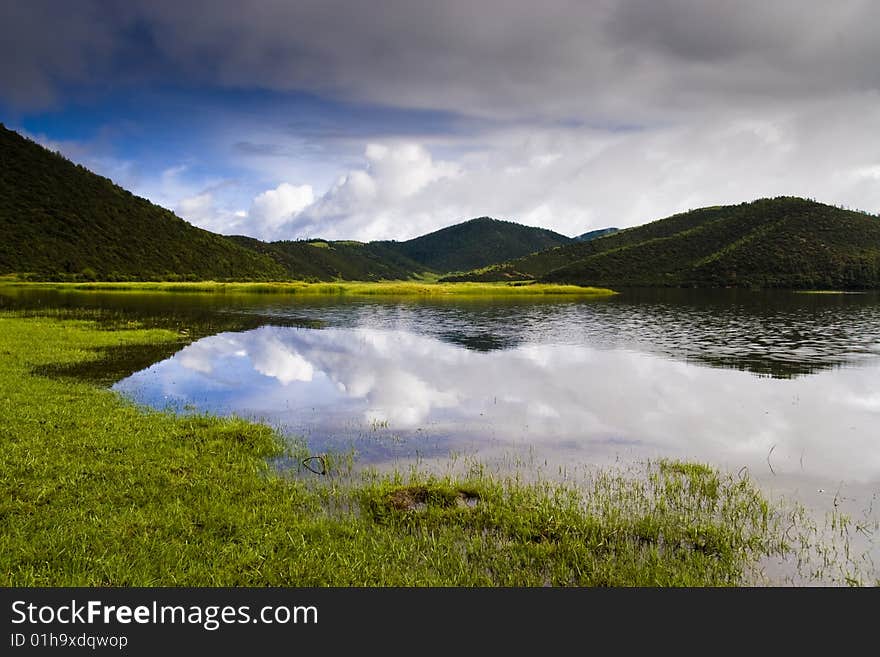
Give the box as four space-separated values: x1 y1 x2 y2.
2 0 879 241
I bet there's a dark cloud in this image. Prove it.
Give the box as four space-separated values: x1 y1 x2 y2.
0 1 117 109
608 1 787 62
3 1 879 120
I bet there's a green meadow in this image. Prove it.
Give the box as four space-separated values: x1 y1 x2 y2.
2 280 616 297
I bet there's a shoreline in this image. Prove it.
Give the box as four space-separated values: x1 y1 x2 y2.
0 280 617 297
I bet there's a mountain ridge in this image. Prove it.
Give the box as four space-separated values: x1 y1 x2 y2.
369 216 572 273
227 216 572 280
444 197 880 289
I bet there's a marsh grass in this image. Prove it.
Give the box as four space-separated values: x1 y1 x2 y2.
768 491 879 586
351 461 790 586
3 280 616 297
0 312 865 585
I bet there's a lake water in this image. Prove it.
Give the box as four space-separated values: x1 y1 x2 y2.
4 286 879 578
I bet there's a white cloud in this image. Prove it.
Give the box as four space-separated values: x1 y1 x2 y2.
853 165 880 181
363 143 459 199
247 182 314 238
235 95 878 242
172 181 316 241
177 192 214 223
279 142 461 240
134 168 313 240
141 165 242 234
174 190 248 235
248 336 315 384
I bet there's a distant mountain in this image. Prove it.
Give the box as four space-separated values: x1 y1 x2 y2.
233 217 573 279
376 216 573 273
0 124 284 281
574 227 619 241
444 198 880 289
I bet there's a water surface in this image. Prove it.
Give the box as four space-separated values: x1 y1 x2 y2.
4 286 880 547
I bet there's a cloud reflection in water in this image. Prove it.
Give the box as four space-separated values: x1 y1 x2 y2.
115 325 880 482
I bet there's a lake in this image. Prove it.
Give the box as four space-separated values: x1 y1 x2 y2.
3 285 879 575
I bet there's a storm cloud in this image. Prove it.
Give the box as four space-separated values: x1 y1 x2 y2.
4 1 879 116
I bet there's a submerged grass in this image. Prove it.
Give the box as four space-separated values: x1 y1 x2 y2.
0 311 851 585
3 280 616 297
355 463 788 586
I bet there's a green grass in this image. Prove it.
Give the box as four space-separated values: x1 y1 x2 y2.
794 290 867 295
0 311 842 586
2 280 617 297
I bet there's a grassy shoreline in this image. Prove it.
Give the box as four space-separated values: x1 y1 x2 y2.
0 310 821 586
0 280 617 297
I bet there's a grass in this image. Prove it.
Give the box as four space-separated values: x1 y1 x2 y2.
794 290 868 295
2 280 617 297
0 310 858 586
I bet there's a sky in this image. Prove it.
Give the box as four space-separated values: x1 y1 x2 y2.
2 0 879 242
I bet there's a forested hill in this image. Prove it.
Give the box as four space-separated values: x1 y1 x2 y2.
444 198 880 289
0 124 284 280
231 217 574 280
377 216 572 273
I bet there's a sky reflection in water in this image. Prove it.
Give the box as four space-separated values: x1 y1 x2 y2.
114 323 880 484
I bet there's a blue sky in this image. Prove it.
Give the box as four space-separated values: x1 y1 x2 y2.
2 1 879 241
7 85 474 209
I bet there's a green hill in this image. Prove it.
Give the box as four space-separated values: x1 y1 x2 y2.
0 124 285 281
231 217 574 280
445 198 880 289
376 216 572 273
227 236 429 281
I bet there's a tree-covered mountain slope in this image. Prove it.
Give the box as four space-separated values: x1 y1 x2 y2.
232 217 574 280
0 124 286 281
227 236 430 281
444 198 880 289
377 216 572 273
